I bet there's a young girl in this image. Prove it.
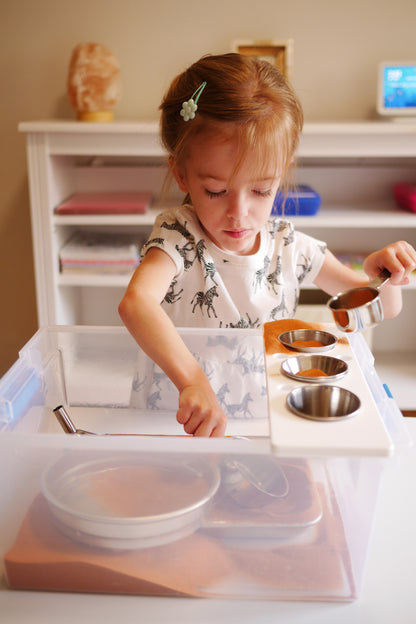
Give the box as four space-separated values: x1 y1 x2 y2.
119 53 416 437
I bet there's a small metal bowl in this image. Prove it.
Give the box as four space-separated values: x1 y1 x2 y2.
286 385 361 421
278 329 337 353
281 355 348 383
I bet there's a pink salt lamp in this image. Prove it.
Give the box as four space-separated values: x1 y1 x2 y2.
67 43 121 121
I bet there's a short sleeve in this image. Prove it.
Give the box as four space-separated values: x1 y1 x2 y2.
141 207 201 278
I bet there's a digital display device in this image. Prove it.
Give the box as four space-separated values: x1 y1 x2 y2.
377 62 416 117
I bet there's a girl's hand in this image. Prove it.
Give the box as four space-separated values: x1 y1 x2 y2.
363 241 416 285
176 385 227 437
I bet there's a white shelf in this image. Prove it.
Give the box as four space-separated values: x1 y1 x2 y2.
57 271 416 290
19 120 160 134
20 120 416 409
58 273 131 287
18 119 416 157
52 202 416 229
53 207 165 227
290 203 416 228
299 121 416 158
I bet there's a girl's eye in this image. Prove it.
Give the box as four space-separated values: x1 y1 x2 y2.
205 189 226 199
253 189 273 197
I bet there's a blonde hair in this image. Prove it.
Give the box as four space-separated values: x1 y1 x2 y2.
159 53 303 191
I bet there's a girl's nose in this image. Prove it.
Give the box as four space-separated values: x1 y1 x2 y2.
226 193 248 221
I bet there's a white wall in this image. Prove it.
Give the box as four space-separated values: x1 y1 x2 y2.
1 0 415 373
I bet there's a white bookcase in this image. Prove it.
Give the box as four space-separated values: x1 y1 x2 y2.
19 121 416 408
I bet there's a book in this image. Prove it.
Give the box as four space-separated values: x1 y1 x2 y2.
59 231 142 274
55 192 152 215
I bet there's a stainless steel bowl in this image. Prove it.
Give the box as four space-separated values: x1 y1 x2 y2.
41 453 220 550
281 355 348 383
286 385 361 421
278 329 337 353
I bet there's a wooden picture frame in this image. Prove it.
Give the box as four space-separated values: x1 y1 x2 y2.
232 39 293 80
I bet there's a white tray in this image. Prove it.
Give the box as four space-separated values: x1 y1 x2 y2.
264 321 394 458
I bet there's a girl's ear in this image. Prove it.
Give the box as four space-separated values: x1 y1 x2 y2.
169 156 188 193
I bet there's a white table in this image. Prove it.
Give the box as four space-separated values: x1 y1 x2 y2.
1 420 415 624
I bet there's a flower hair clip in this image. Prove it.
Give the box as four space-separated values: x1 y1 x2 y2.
180 81 207 121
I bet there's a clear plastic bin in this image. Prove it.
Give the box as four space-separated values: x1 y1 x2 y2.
0 325 408 601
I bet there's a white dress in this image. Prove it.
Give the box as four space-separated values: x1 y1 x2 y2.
130 205 327 419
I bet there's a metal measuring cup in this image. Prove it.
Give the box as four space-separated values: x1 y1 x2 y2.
327 268 391 333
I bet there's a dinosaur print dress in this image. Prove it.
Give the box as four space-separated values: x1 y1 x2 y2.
130 206 326 420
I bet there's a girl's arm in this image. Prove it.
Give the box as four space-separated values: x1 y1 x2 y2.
119 247 227 437
314 241 416 318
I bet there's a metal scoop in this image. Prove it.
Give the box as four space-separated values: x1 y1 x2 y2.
53 406 186 437
53 405 96 435
53 407 289 508
327 268 391 333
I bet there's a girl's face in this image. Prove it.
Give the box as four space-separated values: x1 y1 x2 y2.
171 128 280 256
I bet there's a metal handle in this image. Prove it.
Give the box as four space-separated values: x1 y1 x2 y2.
368 268 391 290
53 405 194 436
53 405 77 434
